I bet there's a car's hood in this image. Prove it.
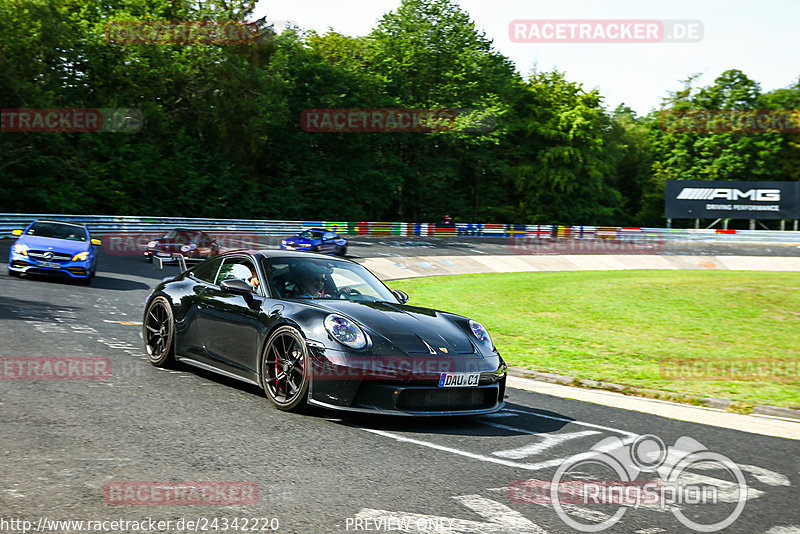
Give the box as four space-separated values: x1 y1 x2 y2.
17 235 89 254
310 299 476 355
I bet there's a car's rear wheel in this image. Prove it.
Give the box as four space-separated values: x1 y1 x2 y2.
143 296 176 367
260 326 309 411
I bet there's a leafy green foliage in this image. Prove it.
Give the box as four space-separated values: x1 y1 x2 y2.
0 1 796 224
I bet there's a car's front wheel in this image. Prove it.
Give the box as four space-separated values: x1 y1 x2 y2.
143 296 176 367
260 326 309 411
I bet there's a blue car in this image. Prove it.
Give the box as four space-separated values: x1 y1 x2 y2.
280 228 348 256
8 220 101 284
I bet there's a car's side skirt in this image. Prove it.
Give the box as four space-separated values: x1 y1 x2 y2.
176 356 260 387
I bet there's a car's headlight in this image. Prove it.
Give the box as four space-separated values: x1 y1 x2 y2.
281 240 287 245
147 241 157 248
13 243 28 256
469 319 492 345
180 244 196 253
324 314 367 350
72 251 90 262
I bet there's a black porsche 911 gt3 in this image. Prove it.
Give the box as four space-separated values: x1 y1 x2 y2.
143 250 507 416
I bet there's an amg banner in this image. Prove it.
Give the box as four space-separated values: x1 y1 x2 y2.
665 180 800 219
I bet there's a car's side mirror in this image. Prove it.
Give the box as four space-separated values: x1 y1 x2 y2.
91 238 102 246
392 289 409 304
220 278 253 296
11 229 22 236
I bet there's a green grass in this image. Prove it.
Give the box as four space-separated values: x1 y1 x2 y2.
390 270 800 408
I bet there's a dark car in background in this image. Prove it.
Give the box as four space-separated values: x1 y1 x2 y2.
144 229 219 262
7 219 101 284
143 250 506 415
280 228 348 256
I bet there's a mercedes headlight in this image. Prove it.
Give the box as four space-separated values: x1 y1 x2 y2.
13 243 28 256
469 319 492 345
147 241 157 248
180 244 196 253
72 251 90 262
324 314 367 350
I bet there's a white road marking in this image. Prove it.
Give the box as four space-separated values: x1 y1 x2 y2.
644 447 791 487
498 408 638 437
492 430 600 459
357 412 637 471
356 495 548 533
766 527 800 534
667 472 764 503
487 486 613 524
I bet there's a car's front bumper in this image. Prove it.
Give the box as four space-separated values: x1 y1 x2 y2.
280 244 314 251
306 346 507 416
8 253 93 279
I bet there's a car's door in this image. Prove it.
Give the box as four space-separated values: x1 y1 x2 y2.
195 256 265 378
320 231 338 254
177 257 224 360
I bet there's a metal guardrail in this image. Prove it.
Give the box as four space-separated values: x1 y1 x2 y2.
0 214 304 237
1 214 799 244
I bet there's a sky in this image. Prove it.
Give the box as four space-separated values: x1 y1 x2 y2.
253 0 799 116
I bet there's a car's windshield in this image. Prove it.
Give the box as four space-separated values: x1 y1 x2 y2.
162 230 194 241
25 222 87 241
298 230 324 239
262 257 397 302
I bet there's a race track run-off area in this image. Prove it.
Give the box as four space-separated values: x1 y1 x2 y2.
1 239 799 534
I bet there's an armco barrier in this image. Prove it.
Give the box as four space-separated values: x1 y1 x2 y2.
1 214 799 244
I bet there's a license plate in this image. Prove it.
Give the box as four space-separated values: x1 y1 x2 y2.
438 372 480 388
156 252 171 257
38 261 61 269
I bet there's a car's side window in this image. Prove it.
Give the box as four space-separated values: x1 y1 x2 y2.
190 257 223 284
215 258 261 294
323 232 336 240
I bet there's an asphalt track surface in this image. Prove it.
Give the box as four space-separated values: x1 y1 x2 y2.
1 238 799 534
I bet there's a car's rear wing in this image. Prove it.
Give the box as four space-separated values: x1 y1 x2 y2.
153 253 188 273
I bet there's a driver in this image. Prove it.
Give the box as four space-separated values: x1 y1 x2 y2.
246 264 260 292
291 262 329 298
